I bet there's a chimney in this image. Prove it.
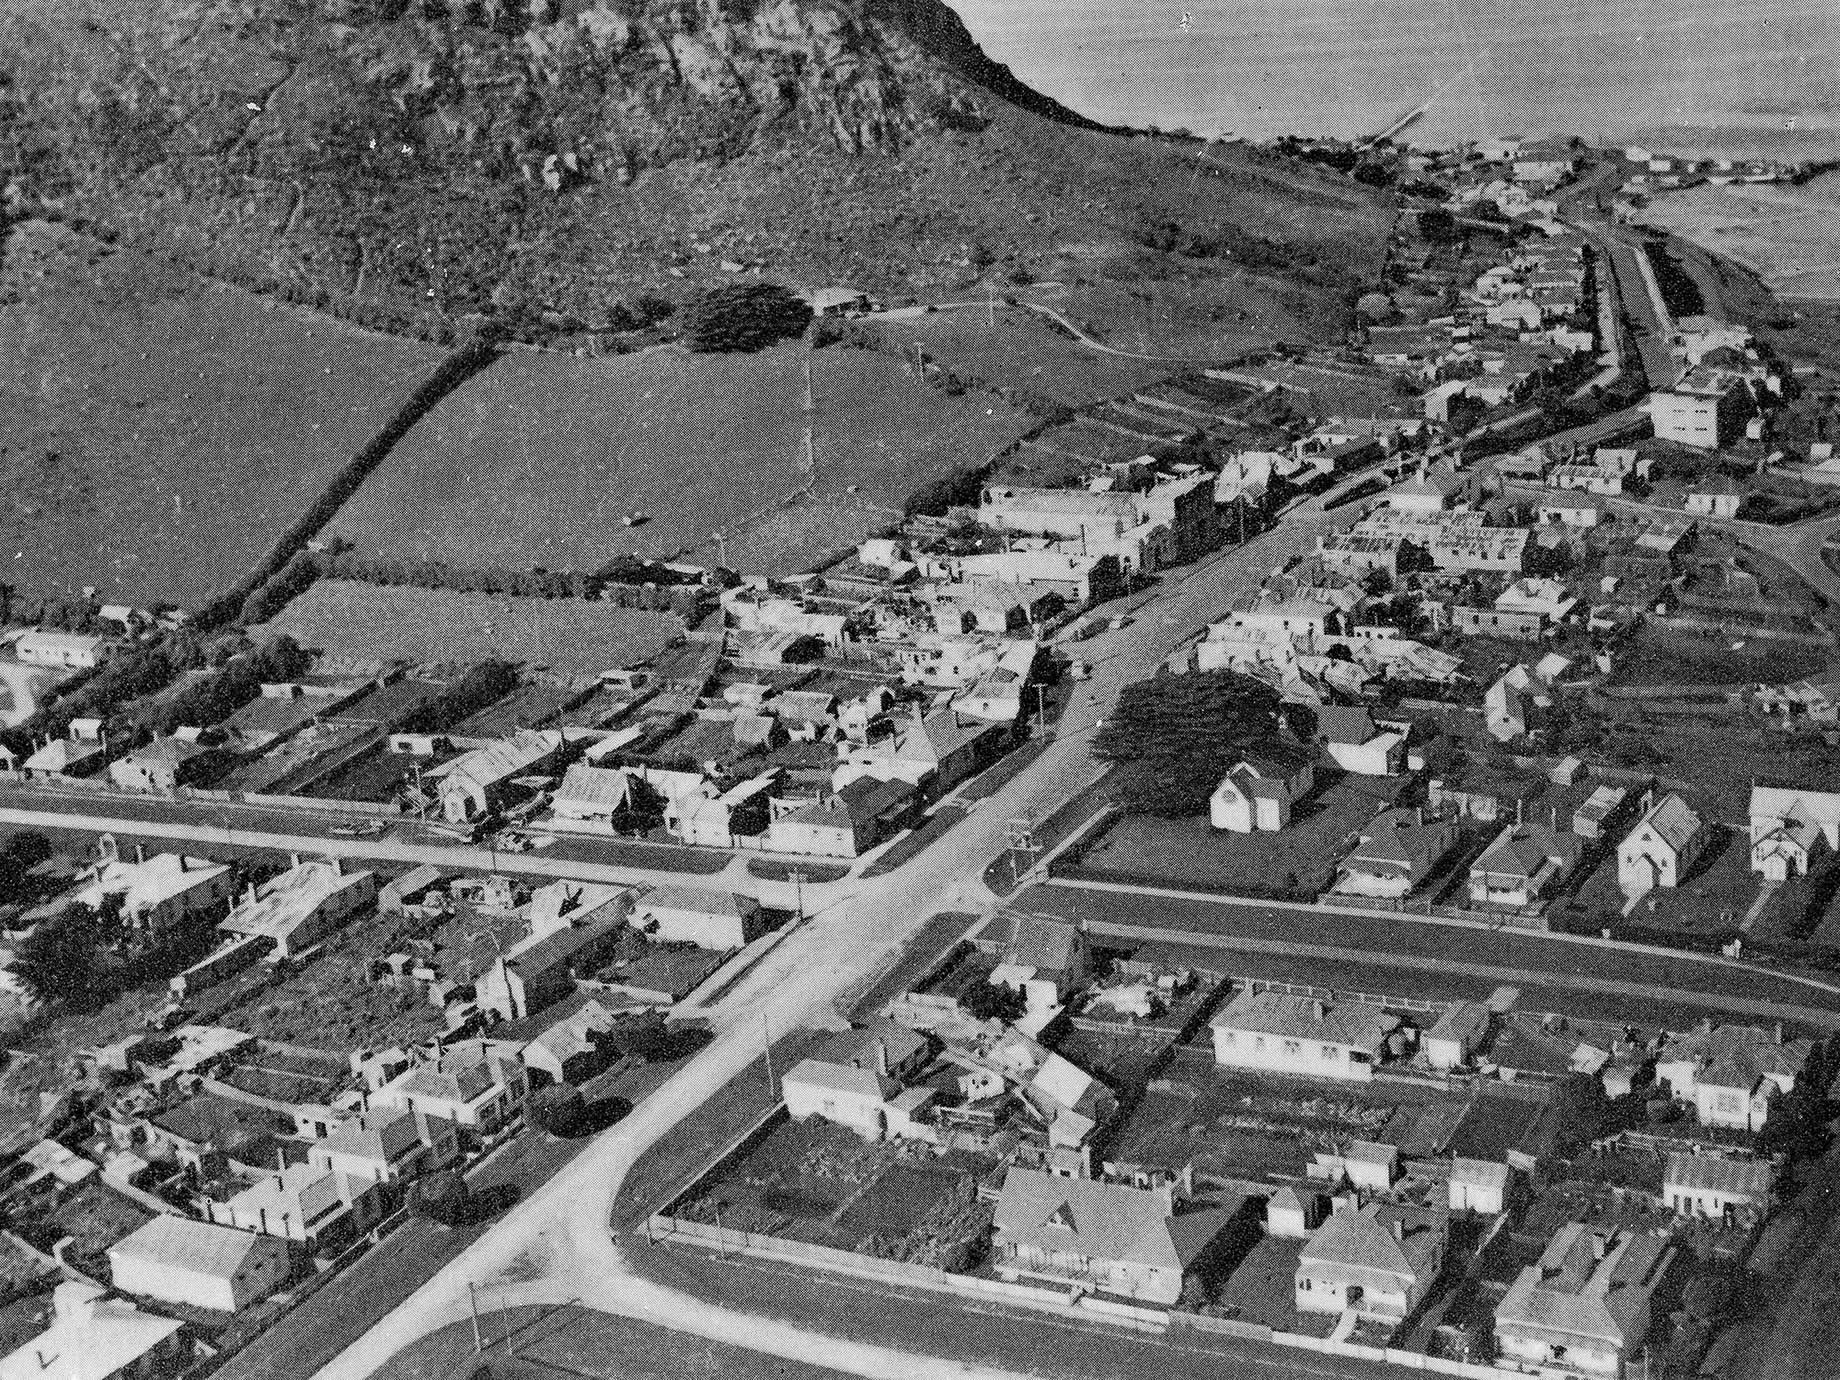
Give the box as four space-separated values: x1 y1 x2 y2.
330 855 342 877
875 1040 889 1077
290 852 301 869
1391 1218 1404 1242
1591 1232 1608 1261
1312 1000 1326 1022
135 843 145 864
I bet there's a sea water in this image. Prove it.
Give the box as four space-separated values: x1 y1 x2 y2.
945 0 1840 160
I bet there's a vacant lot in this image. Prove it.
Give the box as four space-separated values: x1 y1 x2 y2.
256 581 682 678
864 307 1173 406
330 343 1033 578
0 222 442 608
1607 625 1834 687
0 657 63 729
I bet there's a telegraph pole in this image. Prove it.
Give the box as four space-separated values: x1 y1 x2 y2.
1033 684 1048 739
762 1013 776 1102
468 1282 482 1354
788 869 807 923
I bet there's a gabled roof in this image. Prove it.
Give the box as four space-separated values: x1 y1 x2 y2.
635 884 756 919
1002 915 1082 973
783 1057 898 1101
22 739 103 772
1316 706 1378 745
993 1168 1224 1273
442 730 563 794
1495 1225 1670 1349
1637 792 1703 853
1472 824 1582 882
552 764 634 812
1451 1157 1511 1190
1211 988 1398 1051
815 1019 930 1074
1664 1153 1772 1198
1300 1203 1441 1285
0 1283 183 1380
110 1214 285 1283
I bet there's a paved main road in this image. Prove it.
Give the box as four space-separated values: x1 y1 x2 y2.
309 511 1346 1380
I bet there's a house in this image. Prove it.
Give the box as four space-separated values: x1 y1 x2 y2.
207 1162 384 1253
0 1280 185 1380
1493 1225 1672 1379
1449 1158 1511 1215
371 1041 529 1137
1265 1186 1327 1239
1209 746 1316 833
1469 823 1583 907
1537 494 1606 528
629 885 766 950
218 858 376 960
109 1216 291 1314
508 998 658 1085
107 738 218 793
1335 809 1459 899
1424 1002 1494 1071
664 772 776 848
1617 793 1708 892
1649 380 1747 450
547 764 643 835
1748 786 1840 879
1686 476 1744 518
1454 605 1547 641
1295 1202 1446 1321
70 849 234 933
475 909 624 1022
437 729 566 823
1662 1153 1773 1226
21 737 105 781
1309 1140 1399 1192
992 1168 1241 1305
1023 1051 1118 1149
1495 577 1578 627
782 1058 933 1143
977 913 1091 1003
308 1106 460 1185
834 708 1007 799
1210 988 1399 1083
1317 707 1406 777
15 630 106 669
765 776 917 858
1654 1022 1811 1132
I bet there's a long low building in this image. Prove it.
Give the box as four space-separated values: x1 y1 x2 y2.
1209 988 1399 1083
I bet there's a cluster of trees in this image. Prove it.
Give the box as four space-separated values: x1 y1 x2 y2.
136 636 311 738
1094 671 1306 817
958 979 1026 1024
305 550 711 618
402 659 517 735
681 283 812 353
12 886 230 1012
903 466 989 519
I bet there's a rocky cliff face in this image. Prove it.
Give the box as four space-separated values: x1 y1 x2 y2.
0 0 1386 345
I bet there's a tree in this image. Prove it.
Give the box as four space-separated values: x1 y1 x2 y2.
408 1169 472 1226
681 283 812 353
1094 671 1290 817
526 1083 588 1137
13 903 111 1010
1418 207 1459 243
960 980 1026 1024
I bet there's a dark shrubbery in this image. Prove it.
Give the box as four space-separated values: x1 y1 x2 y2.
681 283 812 353
903 466 988 518
1094 670 1295 817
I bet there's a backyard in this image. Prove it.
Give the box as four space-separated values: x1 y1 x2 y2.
675 1116 994 1268
0 221 443 609
255 581 683 679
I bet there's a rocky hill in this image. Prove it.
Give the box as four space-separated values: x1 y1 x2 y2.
0 0 1393 347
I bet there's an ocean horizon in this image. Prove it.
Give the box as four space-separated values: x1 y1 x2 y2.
945 0 1840 161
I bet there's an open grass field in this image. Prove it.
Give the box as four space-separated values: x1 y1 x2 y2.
867 307 1175 406
1636 175 1840 301
255 580 683 678
329 342 1035 578
0 222 443 608
0 658 62 730
1606 625 1835 687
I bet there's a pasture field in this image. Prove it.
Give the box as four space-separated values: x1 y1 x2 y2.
865 306 1176 405
0 222 443 607
328 342 1034 577
254 580 682 678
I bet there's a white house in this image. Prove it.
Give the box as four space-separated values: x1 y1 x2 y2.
1494 1225 1671 1380
1208 748 1315 833
1449 1158 1511 1215
1295 1203 1446 1321
1654 1022 1811 1132
109 1216 291 1314
1423 1002 1493 1071
0 1281 184 1380
1211 988 1398 1083
1685 476 1744 518
1316 707 1406 777
1617 793 1708 892
1748 786 1840 880
1265 1186 1327 1239
15 630 106 670
629 885 765 951
782 1058 933 1143
1662 1153 1773 1226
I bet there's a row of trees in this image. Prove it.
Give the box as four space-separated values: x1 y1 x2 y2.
305 550 712 617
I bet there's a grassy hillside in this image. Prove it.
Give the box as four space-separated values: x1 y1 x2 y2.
0 0 1392 350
